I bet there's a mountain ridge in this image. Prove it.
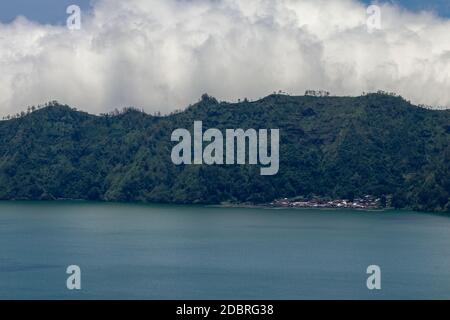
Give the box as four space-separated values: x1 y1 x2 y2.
0 93 449 212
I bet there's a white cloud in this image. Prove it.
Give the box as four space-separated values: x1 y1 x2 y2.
0 0 449 116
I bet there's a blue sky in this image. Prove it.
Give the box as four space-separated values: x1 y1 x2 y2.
363 0 450 17
0 0 93 24
0 0 449 24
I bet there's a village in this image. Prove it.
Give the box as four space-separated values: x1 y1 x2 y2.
271 195 383 210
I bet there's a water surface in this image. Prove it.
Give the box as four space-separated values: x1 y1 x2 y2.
0 202 449 299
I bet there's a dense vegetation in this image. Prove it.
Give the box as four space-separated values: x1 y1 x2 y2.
0 93 449 212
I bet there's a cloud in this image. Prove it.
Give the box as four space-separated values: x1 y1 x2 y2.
0 0 449 116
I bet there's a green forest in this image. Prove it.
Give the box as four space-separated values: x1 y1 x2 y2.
0 92 449 213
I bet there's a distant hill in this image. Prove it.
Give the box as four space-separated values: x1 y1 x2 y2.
0 93 449 212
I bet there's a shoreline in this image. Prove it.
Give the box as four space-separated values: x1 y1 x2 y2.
0 199 448 215
212 203 388 212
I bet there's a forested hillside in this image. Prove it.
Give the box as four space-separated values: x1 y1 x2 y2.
0 93 449 212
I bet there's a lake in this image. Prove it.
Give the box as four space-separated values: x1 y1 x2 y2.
0 201 449 300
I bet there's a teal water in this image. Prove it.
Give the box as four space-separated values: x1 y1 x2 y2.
0 202 449 300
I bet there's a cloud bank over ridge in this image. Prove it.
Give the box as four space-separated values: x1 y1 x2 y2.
1 0 450 115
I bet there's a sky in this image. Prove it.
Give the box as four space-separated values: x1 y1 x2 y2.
0 0 449 23
0 0 93 25
365 0 450 17
0 0 449 116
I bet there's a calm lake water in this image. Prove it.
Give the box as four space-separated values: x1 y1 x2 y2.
0 201 449 300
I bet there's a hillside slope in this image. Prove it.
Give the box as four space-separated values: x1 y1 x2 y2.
0 93 449 212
